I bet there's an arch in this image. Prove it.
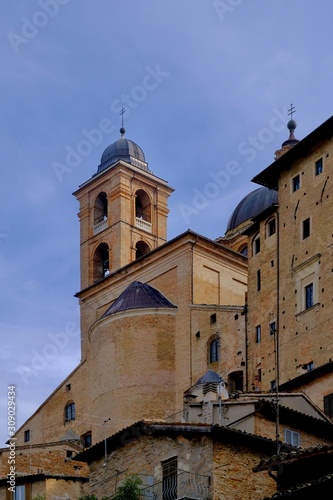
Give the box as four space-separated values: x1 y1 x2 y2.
238 244 248 256
94 192 108 224
65 401 75 422
93 243 110 281
228 371 244 393
135 189 151 223
135 240 151 259
208 334 220 364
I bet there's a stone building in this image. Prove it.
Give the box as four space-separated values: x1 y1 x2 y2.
2 113 333 499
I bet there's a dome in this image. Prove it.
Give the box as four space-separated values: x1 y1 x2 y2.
101 281 177 318
97 130 150 174
226 187 278 232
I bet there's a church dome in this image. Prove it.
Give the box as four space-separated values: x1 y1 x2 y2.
226 187 278 232
97 128 150 174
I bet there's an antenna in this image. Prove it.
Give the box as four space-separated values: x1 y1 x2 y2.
103 418 111 466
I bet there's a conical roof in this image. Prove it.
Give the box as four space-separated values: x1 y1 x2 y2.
194 370 223 385
102 281 177 318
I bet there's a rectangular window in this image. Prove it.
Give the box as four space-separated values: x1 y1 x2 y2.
83 432 92 448
284 429 300 447
292 174 300 192
305 283 313 309
324 393 333 418
267 218 276 237
315 157 323 176
257 269 261 291
210 313 217 325
270 380 276 391
254 236 260 255
24 430 30 443
302 218 310 239
269 321 276 335
255 325 261 343
162 457 177 500
303 361 314 372
14 485 25 500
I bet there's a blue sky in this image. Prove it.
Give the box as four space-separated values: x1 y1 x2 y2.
1 0 333 445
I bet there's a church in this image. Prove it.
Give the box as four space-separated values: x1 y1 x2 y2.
1 113 333 499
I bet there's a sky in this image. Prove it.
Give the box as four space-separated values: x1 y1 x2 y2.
1 0 333 446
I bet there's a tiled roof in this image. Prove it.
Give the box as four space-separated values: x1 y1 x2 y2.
101 281 177 317
254 443 333 472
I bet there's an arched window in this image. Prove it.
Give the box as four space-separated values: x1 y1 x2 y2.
94 192 108 224
208 335 220 363
135 190 151 223
238 245 248 256
228 371 244 393
65 402 75 422
93 243 110 281
135 240 151 259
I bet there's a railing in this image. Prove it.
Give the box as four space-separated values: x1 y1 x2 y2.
140 471 211 500
94 217 108 235
135 217 152 233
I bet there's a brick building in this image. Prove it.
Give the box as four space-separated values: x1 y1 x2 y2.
2 114 333 499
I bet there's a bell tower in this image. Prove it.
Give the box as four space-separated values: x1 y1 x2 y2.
73 128 174 291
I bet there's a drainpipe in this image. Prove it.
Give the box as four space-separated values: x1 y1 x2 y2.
273 204 280 455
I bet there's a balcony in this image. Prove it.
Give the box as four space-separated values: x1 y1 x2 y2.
93 216 108 235
135 216 152 233
139 471 211 500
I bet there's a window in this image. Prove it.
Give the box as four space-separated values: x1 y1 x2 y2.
93 243 110 281
239 245 248 256
66 383 71 391
135 189 151 223
210 313 217 325
267 218 276 237
284 429 300 447
253 235 260 255
94 192 108 224
315 157 323 176
66 450 74 458
65 402 75 422
257 269 261 291
303 361 314 372
324 393 333 418
302 218 310 239
228 371 244 392
305 283 313 309
269 321 276 335
162 457 177 500
255 325 261 343
24 430 30 443
83 432 92 448
270 380 276 391
209 336 220 363
135 240 150 259
292 174 300 192
14 485 25 500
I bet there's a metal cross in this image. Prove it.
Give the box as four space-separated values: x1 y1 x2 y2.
120 106 126 127
288 103 296 120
